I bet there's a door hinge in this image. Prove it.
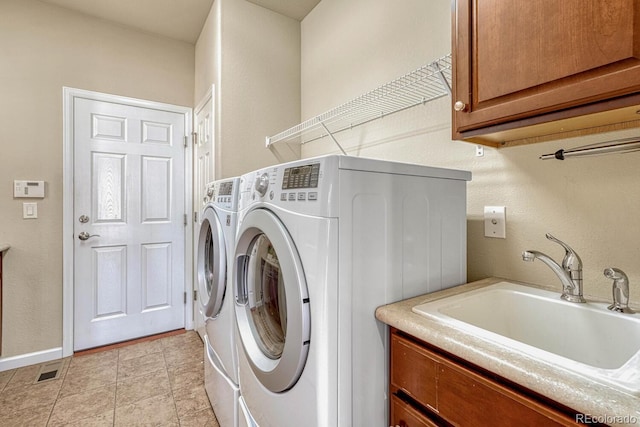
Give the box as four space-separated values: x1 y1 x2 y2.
192 132 198 146
194 211 198 223
193 290 198 301
183 135 188 148
183 291 187 304
184 213 187 226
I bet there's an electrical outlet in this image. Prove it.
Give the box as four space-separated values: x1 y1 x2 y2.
484 206 506 238
476 145 484 157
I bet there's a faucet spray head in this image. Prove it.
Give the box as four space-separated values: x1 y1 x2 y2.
522 251 535 262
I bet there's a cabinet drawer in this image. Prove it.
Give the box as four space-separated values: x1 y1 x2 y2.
438 360 576 426
390 394 439 427
390 333 438 411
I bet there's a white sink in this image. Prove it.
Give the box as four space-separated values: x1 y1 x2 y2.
412 281 640 394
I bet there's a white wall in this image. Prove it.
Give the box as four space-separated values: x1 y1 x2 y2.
301 0 640 303
0 0 194 358
196 0 302 180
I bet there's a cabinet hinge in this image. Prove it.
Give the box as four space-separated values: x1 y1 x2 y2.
183 214 187 226
183 135 188 148
192 132 198 146
193 290 198 301
183 291 187 304
194 211 198 223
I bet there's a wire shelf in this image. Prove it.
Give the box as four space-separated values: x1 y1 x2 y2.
266 54 452 148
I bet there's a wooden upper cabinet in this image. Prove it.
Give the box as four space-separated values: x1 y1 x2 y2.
452 0 640 146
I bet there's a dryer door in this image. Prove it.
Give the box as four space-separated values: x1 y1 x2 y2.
234 208 310 393
197 205 227 318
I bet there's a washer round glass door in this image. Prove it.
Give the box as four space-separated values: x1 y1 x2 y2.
234 208 310 393
197 206 227 318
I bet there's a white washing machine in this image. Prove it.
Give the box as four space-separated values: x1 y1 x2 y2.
232 155 471 426
197 177 241 427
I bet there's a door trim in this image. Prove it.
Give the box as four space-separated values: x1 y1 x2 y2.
62 87 193 357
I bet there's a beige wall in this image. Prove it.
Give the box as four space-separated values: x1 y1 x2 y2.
195 0 301 180
301 0 640 303
0 0 194 357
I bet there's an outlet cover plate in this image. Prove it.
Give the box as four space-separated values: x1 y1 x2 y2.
484 206 506 238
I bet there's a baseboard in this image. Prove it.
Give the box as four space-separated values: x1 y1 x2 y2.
0 347 63 372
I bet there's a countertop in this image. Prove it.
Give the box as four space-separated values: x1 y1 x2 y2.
375 277 640 426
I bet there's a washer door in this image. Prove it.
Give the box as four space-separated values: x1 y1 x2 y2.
197 206 227 318
234 208 310 393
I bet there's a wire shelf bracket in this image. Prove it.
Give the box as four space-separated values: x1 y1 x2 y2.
265 53 453 153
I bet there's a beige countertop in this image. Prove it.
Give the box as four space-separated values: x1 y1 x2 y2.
375 277 640 426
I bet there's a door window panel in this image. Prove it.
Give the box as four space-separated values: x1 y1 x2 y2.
247 234 287 359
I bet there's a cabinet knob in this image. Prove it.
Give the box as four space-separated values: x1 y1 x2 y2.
454 101 468 112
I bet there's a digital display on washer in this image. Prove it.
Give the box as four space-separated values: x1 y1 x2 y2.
282 163 320 189
219 182 233 195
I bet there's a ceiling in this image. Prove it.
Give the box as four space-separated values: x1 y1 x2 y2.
38 0 321 44
247 0 320 21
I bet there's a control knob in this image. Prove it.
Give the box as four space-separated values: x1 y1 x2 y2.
254 173 270 196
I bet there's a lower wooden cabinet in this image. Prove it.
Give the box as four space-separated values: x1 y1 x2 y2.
390 328 584 427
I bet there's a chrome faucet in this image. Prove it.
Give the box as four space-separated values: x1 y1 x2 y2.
603 267 635 314
522 233 586 303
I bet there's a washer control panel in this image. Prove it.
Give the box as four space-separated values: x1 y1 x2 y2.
279 162 320 203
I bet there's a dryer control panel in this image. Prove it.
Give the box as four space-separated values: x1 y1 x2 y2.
204 179 239 211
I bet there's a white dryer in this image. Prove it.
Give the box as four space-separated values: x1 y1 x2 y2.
232 155 471 426
197 177 241 427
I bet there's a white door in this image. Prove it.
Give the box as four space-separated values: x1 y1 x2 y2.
193 87 215 338
73 96 187 350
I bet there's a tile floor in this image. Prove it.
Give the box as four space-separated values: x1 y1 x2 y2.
0 331 219 426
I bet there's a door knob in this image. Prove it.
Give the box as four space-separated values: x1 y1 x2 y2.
78 231 100 241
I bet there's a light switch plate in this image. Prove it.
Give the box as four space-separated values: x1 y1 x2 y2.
484 206 506 238
23 202 38 219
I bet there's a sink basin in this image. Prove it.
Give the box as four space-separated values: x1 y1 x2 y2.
412 281 640 394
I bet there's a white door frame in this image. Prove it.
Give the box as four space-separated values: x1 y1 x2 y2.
62 87 193 357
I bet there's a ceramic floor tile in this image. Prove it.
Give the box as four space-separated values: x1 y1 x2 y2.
0 380 62 414
59 361 117 398
51 410 114 427
0 401 53 427
70 349 119 371
116 368 170 406
0 331 209 426
160 332 202 351
117 352 166 381
163 344 204 369
178 407 219 427
167 359 204 391
118 339 164 362
172 383 211 419
0 369 15 391
48 383 116 426
114 392 179 426
4 364 41 389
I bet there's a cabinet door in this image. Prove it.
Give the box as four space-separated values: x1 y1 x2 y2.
453 0 640 137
